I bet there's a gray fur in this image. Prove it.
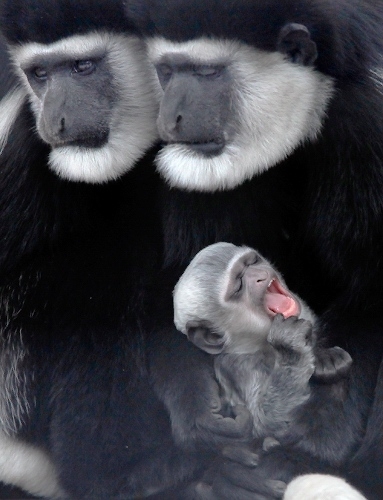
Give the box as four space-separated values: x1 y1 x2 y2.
174 242 347 441
216 315 314 439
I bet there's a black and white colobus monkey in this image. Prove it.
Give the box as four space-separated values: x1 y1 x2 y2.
0 0 159 183
129 0 383 498
174 242 352 448
0 0 215 498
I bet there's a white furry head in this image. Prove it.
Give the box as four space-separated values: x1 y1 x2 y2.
9 32 159 183
147 37 334 192
173 242 316 345
173 242 251 335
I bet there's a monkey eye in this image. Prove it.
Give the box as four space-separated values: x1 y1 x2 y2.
33 67 48 80
72 60 96 75
193 65 223 78
155 63 173 88
233 275 244 295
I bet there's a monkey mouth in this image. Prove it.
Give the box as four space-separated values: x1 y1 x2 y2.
186 140 225 156
53 131 109 149
264 279 300 318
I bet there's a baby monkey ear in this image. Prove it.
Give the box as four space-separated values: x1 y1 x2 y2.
186 319 226 355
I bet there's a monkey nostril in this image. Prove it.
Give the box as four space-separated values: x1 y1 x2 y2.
59 117 65 133
176 114 182 124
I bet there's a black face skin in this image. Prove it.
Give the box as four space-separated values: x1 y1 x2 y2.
23 52 116 148
155 54 234 156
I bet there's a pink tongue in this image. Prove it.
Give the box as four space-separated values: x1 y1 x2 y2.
265 293 298 318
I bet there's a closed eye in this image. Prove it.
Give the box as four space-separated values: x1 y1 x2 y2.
193 65 223 78
72 59 96 75
32 67 48 80
233 274 243 295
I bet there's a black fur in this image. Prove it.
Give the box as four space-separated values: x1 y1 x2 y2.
1 0 383 498
0 34 14 97
0 0 135 44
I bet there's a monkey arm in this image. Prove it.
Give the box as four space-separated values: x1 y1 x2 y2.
312 346 353 382
187 383 363 500
188 332 377 500
213 316 316 442
148 323 254 452
257 315 315 437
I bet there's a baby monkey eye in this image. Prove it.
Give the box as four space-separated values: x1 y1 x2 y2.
234 275 243 295
72 60 95 75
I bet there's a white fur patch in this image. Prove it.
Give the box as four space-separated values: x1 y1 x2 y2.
370 66 383 94
147 37 334 192
0 87 27 155
0 432 65 498
9 32 159 183
284 474 367 500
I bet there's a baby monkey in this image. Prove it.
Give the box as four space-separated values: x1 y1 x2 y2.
173 242 352 442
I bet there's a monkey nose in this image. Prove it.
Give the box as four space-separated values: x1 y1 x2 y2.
247 267 270 284
59 117 66 133
157 112 183 141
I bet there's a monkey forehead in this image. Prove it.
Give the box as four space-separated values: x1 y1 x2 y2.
147 36 248 66
190 242 242 265
10 32 137 69
218 246 262 303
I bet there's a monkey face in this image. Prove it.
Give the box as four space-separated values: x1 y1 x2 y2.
224 249 301 320
174 242 315 355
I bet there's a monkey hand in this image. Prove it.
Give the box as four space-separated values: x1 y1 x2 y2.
168 369 254 452
312 346 352 382
268 314 314 352
191 442 287 500
192 403 255 451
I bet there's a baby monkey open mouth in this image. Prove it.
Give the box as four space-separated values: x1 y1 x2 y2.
264 278 300 318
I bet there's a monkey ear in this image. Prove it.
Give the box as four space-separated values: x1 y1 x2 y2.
186 320 226 355
277 23 318 66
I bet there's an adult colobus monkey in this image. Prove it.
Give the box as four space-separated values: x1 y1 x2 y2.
128 1 383 499
0 0 159 183
0 0 210 498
